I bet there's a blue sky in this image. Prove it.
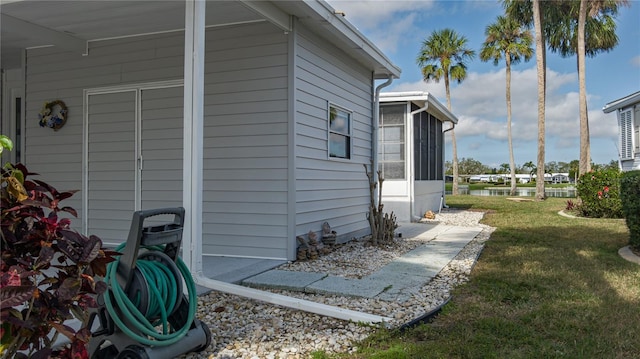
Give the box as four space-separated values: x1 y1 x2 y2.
327 0 640 169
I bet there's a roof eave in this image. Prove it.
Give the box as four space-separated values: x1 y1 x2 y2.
286 0 401 79
602 91 640 113
380 91 458 124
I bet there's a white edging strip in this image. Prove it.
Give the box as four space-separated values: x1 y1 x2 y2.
194 276 392 327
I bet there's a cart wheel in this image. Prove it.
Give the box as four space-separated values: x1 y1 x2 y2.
91 343 118 359
193 320 213 353
116 345 149 359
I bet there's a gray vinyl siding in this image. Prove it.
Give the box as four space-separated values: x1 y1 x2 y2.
201 22 290 259
24 22 291 258
23 19 377 259
294 25 374 241
140 86 184 228
86 91 136 244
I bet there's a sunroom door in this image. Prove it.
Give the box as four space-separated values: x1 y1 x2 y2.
85 85 183 246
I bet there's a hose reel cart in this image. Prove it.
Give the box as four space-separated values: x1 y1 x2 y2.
89 207 211 359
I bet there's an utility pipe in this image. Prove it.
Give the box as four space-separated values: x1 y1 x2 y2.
194 276 392 326
372 75 394 204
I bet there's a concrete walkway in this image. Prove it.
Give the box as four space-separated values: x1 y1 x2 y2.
241 223 484 302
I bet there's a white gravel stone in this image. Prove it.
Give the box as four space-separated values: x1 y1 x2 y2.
180 208 494 359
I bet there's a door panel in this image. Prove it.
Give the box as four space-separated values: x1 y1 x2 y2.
86 86 183 245
140 87 184 226
87 91 137 245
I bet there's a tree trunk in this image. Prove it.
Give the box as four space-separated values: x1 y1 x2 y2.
533 0 546 201
578 0 591 177
444 74 458 195
364 163 396 245
506 54 517 196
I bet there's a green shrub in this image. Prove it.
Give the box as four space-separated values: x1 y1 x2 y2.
620 170 640 249
576 168 623 218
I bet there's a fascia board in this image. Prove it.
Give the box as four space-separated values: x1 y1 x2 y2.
291 0 401 78
380 91 458 124
603 91 640 113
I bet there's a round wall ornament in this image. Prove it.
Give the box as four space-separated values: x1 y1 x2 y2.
38 100 68 131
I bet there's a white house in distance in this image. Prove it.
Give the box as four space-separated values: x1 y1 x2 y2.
603 91 640 171
378 91 458 222
0 0 401 265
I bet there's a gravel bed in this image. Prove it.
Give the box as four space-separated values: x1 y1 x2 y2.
182 209 494 359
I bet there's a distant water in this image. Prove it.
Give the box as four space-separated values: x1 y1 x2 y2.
447 187 577 198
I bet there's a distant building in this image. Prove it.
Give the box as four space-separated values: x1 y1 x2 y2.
467 173 568 184
551 173 570 183
603 91 640 171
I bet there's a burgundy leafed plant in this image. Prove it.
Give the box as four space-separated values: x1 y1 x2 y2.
1 163 119 359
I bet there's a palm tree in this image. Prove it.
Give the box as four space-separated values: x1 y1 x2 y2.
546 0 628 177
522 161 535 174
480 15 533 196
577 0 590 177
416 29 475 196
528 163 538 178
504 0 548 201
531 0 547 200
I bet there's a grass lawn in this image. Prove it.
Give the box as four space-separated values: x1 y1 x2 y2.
329 196 640 359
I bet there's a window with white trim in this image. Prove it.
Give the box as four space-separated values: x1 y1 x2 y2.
635 107 639 153
328 104 352 159
619 109 633 160
378 104 405 179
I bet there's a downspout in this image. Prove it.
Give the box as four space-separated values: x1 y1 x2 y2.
372 75 394 204
409 103 429 221
193 277 391 326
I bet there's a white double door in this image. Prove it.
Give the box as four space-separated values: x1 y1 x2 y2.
85 84 183 245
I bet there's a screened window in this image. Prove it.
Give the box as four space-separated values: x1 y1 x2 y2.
414 111 443 180
329 105 352 159
379 104 405 179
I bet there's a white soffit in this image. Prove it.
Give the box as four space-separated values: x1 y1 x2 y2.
0 0 261 69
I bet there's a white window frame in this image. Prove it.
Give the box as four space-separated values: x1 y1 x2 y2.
634 106 639 153
619 109 634 160
379 102 406 180
327 103 352 160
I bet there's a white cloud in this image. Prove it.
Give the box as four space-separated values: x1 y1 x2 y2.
327 1 437 29
388 65 617 148
327 0 436 55
330 0 630 165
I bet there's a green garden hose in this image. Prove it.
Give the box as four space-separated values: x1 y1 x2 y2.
103 243 197 347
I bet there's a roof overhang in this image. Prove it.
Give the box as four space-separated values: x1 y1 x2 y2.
602 91 640 113
273 0 401 79
379 91 459 124
0 0 400 79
